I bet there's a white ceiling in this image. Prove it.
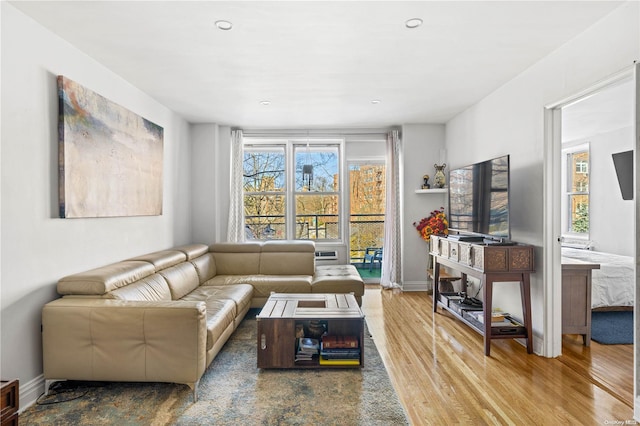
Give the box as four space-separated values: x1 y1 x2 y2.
10 1 624 129
562 78 634 143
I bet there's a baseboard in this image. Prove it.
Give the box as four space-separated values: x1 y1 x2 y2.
401 281 429 292
19 374 45 412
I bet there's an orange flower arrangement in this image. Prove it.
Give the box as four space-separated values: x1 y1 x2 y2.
413 207 448 242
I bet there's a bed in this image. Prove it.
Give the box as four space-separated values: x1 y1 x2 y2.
561 247 635 310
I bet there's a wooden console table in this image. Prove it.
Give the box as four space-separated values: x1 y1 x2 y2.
430 235 535 356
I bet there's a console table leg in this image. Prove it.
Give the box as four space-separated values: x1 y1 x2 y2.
433 260 440 313
483 277 492 356
520 274 533 354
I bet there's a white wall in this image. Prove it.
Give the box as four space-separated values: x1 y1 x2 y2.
445 1 639 353
0 3 193 406
190 124 231 244
590 127 635 256
563 127 635 256
191 124 218 244
401 124 446 290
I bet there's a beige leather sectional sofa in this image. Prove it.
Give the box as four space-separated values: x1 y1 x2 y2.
42 240 364 400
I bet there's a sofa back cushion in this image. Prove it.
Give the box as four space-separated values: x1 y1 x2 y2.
210 243 262 275
159 263 200 300
128 250 187 271
259 241 315 275
174 244 209 260
190 253 217 284
58 261 156 296
108 273 172 301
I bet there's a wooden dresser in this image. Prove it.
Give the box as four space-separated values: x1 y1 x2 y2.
430 235 535 356
561 258 600 346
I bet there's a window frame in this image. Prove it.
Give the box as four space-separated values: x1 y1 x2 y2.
562 142 590 237
243 137 344 243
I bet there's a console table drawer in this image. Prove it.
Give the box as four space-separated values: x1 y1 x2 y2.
430 236 534 273
470 245 533 273
447 241 460 261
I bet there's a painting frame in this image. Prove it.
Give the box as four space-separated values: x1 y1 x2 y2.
57 76 164 218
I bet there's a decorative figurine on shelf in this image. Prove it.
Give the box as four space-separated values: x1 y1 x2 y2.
422 174 430 189
434 163 446 188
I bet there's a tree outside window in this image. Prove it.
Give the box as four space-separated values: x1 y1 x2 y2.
242 141 341 241
243 146 286 239
567 150 590 234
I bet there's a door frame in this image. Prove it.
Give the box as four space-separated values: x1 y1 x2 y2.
543 63 639 418
543 65 637 357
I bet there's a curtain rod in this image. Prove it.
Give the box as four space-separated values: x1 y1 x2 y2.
239 128 397 138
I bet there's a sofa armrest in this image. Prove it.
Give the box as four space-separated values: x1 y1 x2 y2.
42 298 208 386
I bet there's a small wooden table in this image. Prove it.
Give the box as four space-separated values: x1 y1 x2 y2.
256 293 364 368
562 258 600 346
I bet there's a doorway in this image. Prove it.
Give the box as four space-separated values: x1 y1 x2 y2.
348 160 386 283
544 64 638 411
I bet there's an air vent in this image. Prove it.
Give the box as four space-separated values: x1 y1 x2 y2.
315 251 338 260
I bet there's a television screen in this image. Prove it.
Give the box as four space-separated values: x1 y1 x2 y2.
448 155 510 240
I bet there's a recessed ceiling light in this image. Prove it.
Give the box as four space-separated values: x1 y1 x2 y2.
260 100 271 106
405 18 423 29
371 99 381 104
215 20 233 31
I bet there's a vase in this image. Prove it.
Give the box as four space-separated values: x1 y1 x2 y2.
434 163 446 188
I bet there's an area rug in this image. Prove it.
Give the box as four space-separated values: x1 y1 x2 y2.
21 309 408 425
591 311 634 345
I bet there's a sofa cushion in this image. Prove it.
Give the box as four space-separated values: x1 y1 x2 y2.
190 253 217 284
206 275 312 298
128 250 187 271
311 265 365 297
210 243 262 275
181 284 253 317
259 241 315 276
159 263 200 300
174 244 209 260
108 273 172 302
58 261 156 295
203 298 236 351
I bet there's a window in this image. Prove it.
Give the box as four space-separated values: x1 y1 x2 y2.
348 161 385 273
565 148 590 234
294 144 340 240
243 146 286 239
243 139 341 241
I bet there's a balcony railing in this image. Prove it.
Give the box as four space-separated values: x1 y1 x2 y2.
244 213 385 265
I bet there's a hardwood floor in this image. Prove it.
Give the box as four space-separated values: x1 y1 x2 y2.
361 286 634 425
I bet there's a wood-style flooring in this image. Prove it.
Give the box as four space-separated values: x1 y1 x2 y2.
361 285 634 425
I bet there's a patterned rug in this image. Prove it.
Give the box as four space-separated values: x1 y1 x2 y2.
21 309 408 425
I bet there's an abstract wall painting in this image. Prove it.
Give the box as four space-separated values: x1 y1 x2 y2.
57 76 164 218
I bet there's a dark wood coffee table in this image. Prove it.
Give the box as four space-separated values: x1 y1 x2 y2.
256 293 364 368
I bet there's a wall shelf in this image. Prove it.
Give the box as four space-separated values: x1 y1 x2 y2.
415 188 447 194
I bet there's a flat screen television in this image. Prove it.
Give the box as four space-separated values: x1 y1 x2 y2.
612 150 633 200
448 155 510 242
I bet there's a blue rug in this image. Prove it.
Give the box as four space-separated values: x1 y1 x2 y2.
591 311 634 345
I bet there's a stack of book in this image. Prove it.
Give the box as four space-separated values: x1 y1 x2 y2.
295 337 319 362
319 335 360 366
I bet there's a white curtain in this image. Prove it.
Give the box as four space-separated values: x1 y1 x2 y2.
380 130 402 289
227 129 245 242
